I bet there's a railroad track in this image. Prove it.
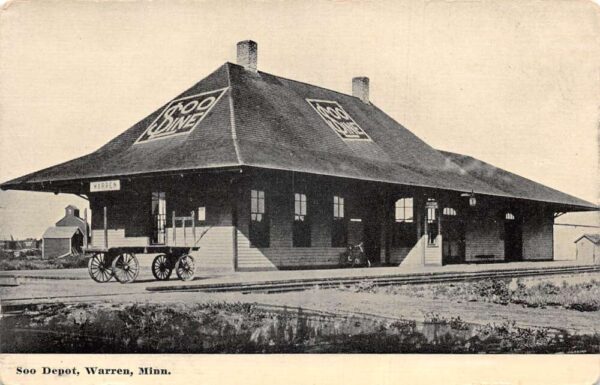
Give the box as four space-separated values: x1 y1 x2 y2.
146 264 600 294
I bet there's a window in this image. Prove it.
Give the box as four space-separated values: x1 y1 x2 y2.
294 193 307 221
249 190 269 247
426 199 438 246
333 196 344 219
395 198 414 222
332 195 347 247
505 212 515 220
197 206 206 222
392 197 417 247
293 193 311 247
443 207 457 216
251 190 265 222
151 192 166 244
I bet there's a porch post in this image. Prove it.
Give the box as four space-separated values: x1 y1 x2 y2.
230 175 241 271
438 203 443 258
191 210 196 244
416 195 423 239
103 206 108 249
381 188 392 265
183 216 187 245
83 208 88 249
420 196 426 265
172 211 176 245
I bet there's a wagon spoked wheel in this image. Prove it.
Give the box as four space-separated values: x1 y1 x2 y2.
175 254 195 281
88 253 113 283
111 252 140 284
152 254 172 281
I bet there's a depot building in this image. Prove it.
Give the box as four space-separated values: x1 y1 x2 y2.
2 40 597 271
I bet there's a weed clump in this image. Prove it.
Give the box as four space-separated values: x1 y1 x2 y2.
2 302 598 353
344 276 600 312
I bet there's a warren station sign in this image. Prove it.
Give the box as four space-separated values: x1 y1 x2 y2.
135 88 228 144
90 179 121 192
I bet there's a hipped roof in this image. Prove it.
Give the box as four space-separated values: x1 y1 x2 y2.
1 62 596 211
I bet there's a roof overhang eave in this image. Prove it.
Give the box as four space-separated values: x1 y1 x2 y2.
239 164 599 212
0 165 245 193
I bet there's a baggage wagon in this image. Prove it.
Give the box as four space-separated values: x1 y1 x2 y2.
84 208 205 284
85 245 198 284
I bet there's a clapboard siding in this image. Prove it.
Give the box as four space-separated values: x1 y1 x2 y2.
236 229 278 269
43 238 71 259
391 236 427 265
389 247 411 264
465 215 504 262
88 175 235 272
522 210 553 260
391 241 426 265
91 229 149 247
236 227 345 269
85 170 557 272
191 226 234 271
235 172 368 270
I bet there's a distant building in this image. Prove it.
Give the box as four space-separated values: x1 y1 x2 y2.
56 205 89 238
0 238 39 250
574 234 600 264
42 205 89 259
42 226 83 259
21 238 40 249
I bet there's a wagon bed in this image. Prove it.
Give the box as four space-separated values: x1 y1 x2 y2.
84 245 199 254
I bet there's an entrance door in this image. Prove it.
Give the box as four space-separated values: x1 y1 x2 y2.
442 212 466 264
151 192 166 244
363 211 381 265
504 215 522 261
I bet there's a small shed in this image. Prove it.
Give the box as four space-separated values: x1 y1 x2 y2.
42 226 83 259
574 234 600 264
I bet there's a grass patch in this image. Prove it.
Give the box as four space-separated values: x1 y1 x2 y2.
0 249 88 270
342 276 600 312
1 302 598 353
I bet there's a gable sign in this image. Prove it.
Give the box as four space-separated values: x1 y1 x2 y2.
306 99 371 141
135 87 228 144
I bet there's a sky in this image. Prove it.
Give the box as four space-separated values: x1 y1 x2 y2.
0 0 598 241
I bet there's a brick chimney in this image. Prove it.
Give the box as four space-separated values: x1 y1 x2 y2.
237 40 258 72
352 77 369 103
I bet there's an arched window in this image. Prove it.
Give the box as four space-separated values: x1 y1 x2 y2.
395 198 414 223
443 207 457 216
505 212 515 220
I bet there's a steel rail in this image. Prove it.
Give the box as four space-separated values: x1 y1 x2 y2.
146 265 600 294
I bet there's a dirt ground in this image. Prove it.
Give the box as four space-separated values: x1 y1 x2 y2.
112 278 597 335
2 269 599 335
